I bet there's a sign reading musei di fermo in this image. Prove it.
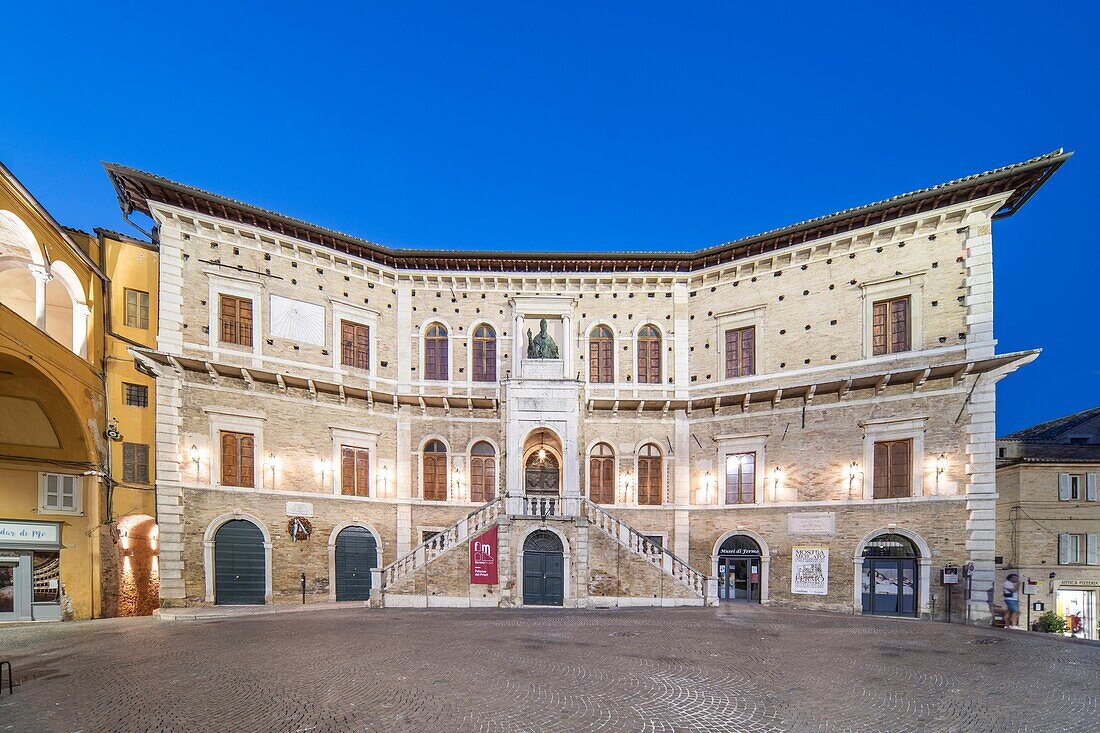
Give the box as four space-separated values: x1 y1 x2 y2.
470 526 498 585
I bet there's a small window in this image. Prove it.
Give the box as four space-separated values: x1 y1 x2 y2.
725 452 756 504
1068 436 1091 445
124 288 150 329
219 295 254 347
1059 473 1097 501
589 326 614 383
40 473 81 514
340 446 370 497
872 296 910 356
220 431 255 487
1059 533 1098 566
340 321 370 371
122 442 150 483
123 383 149 408
873 439 911 499
644 534 664 549
724 326 755 378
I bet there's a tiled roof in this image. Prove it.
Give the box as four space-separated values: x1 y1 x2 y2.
1000 406 1100 442
102 149 1071 273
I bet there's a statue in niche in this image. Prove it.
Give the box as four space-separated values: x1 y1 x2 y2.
526 318 560 359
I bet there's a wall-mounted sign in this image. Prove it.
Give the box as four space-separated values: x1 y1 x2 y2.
787 512 836 536
0 520 61 549
470 526 498 585
943 565 959 584
791 546 828 595
1023 580 1041 595
285 501 314 518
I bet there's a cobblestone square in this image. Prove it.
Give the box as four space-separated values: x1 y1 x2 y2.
1 605 1096 732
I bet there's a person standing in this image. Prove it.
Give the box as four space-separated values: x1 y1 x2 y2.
1003 573 1021 629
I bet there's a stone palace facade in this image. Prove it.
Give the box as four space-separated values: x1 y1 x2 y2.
104 150 1069 621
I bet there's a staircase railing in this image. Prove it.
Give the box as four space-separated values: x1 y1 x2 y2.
379 497 503 591
582 498 710 599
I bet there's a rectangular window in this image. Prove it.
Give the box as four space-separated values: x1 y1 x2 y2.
122 442 150 483
872 296 910 356
873 439 912 499
1059 473 1096 501
644 535 664 549
219 295 253 347
340 321 370 371
724 326 755 378
40 473 80 514
220 431 255 487
340 446 370 497
725 452 756 504
124 288 150 329
1059 534 1098 566
123 382 149 408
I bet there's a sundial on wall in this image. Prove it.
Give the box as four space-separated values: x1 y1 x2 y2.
270 295 326 346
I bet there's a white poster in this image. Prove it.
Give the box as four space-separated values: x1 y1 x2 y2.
791 546 829 595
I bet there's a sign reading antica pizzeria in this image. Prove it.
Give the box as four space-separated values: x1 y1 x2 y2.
470 526 498 585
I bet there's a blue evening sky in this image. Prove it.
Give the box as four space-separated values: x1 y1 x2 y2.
1 3 1096 434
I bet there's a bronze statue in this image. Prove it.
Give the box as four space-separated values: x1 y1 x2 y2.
526 318 560 359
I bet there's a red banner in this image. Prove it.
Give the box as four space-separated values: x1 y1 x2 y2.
470 526 498 585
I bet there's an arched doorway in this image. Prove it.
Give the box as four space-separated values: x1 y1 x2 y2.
523 428 562 497
112 514 159 616
861 533 920 617
522 530 564 606
334 526 378 601
716 534 763 603
214 520 266 605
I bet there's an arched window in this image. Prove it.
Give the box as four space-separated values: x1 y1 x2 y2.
469 441 496 503
588 443 616 504
471 324 496 382
422 440 448 500
424 323 449 381
637 325 661 384
637 443 663 505
589 325 614 383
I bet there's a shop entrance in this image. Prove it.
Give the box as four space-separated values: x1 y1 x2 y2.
1056 588 1097 640
0 559 18 621
717 535 762 603
861 534 919 617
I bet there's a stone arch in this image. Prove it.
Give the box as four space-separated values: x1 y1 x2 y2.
327 521 382 601
852 526 932 616
46 260 88 356
202 512 272 604
0 210 44 265
711 529 771 603
111 513 159 616
515 523 572 606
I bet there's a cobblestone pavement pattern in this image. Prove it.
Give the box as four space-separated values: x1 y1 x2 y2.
1 605 1097 732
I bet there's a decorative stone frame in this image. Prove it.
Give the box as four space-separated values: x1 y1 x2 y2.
860 272 925 359
714 305 765 382
206 270 263 362
329 426 381 498
203 406 266 489
466 320 501 385
631 321 667 386
202 512 273 604
711 529 771 604
331 300 380 377
859 416 928 499
582 320 619 386
327 521 382 601
418 318 453 383
515 524 573 607
714 432 768 506
852 526 932 617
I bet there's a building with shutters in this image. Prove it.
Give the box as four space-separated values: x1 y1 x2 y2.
102 150 1069 622
996 407 1100 638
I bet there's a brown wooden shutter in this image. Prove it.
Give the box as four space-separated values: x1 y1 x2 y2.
638 456 662 505
341 446 355 495
423 453 446 500
890 297 910 353
872 301 888 356
889 440 910 498
220 296 237 344
355 449 369 497
341 322 355 368
590 338 613 383
221 432 237 485
238 298 253 347
239 434 255 487
740 327 755 376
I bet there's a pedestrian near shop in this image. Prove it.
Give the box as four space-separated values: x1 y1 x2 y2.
1003 573 1021 629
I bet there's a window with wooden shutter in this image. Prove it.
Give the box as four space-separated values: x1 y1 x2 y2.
637 325 661 384
220 431 255 487
636 444 663 505
340 321 370 371
471 325 497 382
725 452 756 504
124 288 150 329
40 473 80 513
422 440 448 500
219 295 253 347
872 439 911 499
588 443 616 503
872 296 910 356
340 446 370 497
589 326 614 383
423 324 448 381
724 326 755 378
122 442 150 483
469 441 496 502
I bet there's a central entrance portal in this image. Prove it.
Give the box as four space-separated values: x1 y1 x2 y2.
523 428 562 497
717 535 762 603
522 530 564 606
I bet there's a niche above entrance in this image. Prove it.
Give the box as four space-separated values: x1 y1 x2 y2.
509 296 575 380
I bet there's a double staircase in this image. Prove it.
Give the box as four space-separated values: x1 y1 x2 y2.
374 495 715 605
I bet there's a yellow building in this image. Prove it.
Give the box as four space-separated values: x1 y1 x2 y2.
0 161 158 621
